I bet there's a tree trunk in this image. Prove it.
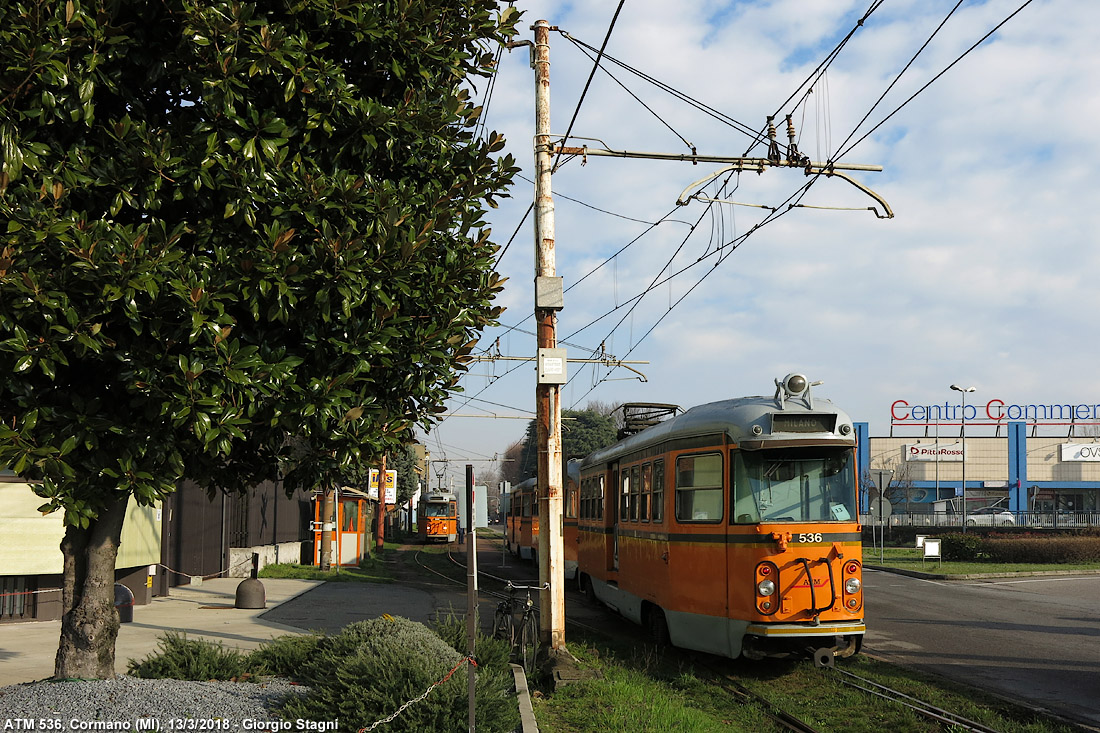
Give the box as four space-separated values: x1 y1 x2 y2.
54 496 129 680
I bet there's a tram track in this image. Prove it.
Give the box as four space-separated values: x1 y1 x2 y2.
831 668 1003 733
427 535 1016 733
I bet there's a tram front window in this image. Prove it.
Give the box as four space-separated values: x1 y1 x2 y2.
422 503 451 518
732 448 857 523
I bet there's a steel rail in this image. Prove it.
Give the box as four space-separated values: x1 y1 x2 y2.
833 668 1003 733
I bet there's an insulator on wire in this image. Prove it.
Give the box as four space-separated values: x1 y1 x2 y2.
766 116 780 164
785 114 800 162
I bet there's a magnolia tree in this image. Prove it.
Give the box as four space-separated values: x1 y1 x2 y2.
0 0 519 678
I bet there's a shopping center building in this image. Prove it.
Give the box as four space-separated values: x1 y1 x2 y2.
854 395 1100 516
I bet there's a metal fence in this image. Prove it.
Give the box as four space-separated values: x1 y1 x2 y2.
860 511 1100 529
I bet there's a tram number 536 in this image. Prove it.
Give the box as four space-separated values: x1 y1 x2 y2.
797 533 823 543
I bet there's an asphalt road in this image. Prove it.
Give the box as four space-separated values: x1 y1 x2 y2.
862 568 1100 730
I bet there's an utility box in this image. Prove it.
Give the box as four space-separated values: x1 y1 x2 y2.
535 276 564 310
537 348 567 384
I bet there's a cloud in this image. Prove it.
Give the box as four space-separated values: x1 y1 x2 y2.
423 0 1100 485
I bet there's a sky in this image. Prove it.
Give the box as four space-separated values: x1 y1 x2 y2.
418 0 1100 491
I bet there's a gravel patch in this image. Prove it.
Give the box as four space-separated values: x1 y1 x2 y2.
0 676 320 731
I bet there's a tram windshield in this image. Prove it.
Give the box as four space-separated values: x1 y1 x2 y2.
421 502 452 518
732 447 857 523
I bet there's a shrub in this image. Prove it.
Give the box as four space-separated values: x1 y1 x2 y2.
941 533 984 562
432 611 513 672
127 632 250 680
247 633 323 678
278 616 520 733
982 536 1100 564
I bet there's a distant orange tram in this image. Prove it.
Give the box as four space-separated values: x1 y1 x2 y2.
418 491 458 543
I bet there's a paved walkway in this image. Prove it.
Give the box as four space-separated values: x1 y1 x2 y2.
0 540 485 686
0 579 323 686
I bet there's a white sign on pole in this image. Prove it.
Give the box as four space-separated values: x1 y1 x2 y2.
368 469 398 503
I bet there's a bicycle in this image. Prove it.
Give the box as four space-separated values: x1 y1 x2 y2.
492 580 544 676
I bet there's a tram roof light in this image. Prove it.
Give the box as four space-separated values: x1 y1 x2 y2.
785 374 808 395
775 372 824 408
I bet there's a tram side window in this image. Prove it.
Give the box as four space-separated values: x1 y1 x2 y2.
652 460 664 522
620 471 629 521
675 453 723 523
597 475 604 520
641 463 651 522
630 465 641 521
620 471 631 522
566 482 577 519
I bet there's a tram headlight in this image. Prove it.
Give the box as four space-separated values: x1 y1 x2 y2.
756 579 776 596
844 577 861 595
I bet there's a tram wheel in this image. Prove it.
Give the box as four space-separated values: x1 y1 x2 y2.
645 605 670 650
581 574 598 603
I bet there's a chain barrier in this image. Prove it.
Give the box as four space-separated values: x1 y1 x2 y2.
157 556 254 582
0 557 254 603
358 655 478 732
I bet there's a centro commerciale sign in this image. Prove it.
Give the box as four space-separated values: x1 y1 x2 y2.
891 399 1100 424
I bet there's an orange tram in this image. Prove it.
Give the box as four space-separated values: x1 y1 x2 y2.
505 462 581 580
418 491 458 543
576 374 864 665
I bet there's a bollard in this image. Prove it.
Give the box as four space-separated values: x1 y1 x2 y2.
234 552 266 609
113 583 135 623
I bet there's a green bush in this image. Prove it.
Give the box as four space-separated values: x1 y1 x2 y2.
127 632 250 680
278 617 520 733
247 633 323 678
941 533 984 561
432 611 513 672
982 536 1100 563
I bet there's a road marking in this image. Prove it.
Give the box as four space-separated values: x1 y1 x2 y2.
958 576 1100 586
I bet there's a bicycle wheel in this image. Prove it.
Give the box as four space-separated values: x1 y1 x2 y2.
492 604 515 648
519 610 539 677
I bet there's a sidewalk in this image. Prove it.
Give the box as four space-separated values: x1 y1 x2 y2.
0 552 472 687
0 578 322 686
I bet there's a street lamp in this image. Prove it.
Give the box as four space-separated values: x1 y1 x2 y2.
950 384 976 532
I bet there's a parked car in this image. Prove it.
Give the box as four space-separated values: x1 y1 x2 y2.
966 507 1015 526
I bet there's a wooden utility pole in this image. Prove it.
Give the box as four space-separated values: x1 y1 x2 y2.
532 18 566 650
319 487 334 571
375 453 386 551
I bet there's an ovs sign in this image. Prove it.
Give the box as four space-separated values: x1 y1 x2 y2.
1061 443 1100 462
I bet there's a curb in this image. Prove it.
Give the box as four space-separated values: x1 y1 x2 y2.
511 663 539 733
866 565 1100 580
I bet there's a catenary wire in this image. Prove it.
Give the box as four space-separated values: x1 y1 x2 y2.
829 0 967 162
836 0 1038 161
550 1 627 173
567 0 1027 401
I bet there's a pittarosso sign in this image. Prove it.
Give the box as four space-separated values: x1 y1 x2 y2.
904 443 964 462
1061 443 1100 462
892 399 1100 423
